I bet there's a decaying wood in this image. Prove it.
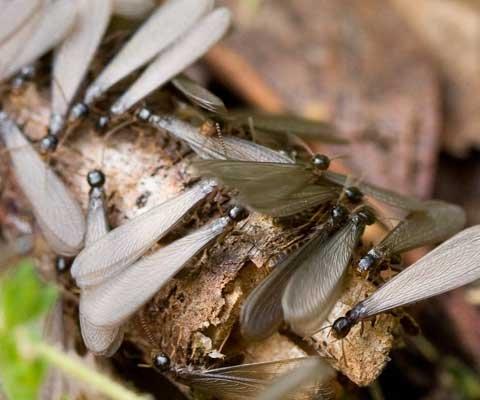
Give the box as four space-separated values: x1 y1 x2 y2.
1 83 398 395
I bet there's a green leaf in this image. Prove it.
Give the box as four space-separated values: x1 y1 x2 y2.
0 261 57 330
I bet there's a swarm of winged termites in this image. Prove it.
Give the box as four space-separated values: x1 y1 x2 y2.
1 1 479 399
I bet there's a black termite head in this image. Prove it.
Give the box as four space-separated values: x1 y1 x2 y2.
330 205 348 225
358 253 377 272
310 154 330 171
228 205 248 221
87 169 106 189
332 307 363 339
96 115 111 132
152 352 171 373
344 186 364 204
11 65 36 89
136 107 152 122
55 256 71 273
39 134 59 153
352 206 376 226
70 102 90 120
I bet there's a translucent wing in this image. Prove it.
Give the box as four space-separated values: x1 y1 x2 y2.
241 231 329 341
79 313 124 357
112 0 155 19
148 114 293 163
50 0 112 134
0 0 77 81
110 7 231 114
256 357 334 400
84 0 213 104
228 111 348 145
172 75 227 114
282 215 367 336
324 171 426 211
176 357 332 400
0 113 85 256
0 0 42 45
71 180 216 288
80 174 123 356
80 217 230 327
357 225 480 318
194 160 340 216
378 200 466 256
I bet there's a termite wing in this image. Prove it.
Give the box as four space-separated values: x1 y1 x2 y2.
76 0 214 109
282 206 376 337
46 0 112 140
193 159 343 217
223 111 348 145
0 0 42 46
333 225 480 339
139 110 293 163
112 0 156 19
79 169 124 357
172 75 227 114
240 205 349 341
80 206 245 328
0 112 85 256
71 179 217 288
109 7 231 115
0 0 78 82
39 301 69 400
152 353 334 400
358 200 466 272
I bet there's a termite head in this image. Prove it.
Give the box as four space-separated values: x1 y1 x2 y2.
136 107 152 122
70 102 89 120
353 206 375 226
330 205 348 225
358 248 383 272
40 134 59 153
228 205 248 221
96 115 111 132
55 256 71 273
87 169 106 189
344 186 364 204
311 154 330 171
152 352 171 372
332 308 362 339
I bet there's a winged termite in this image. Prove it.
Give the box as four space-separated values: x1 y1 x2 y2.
282 206 376 337
140 110 293 163
172 75 227 114
0 0 78 82
332 225 480 339
222 111 349 145
71 179 217 288
113 0 156 19
0 112 85 256
79 169 124 356
74 0 214 112
240 206 349 341
192 158 345 217
80 206 245 328
256 357 334 400
44 0 112 144
358 200 466 272
152 354 333 400
109 7 231 115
